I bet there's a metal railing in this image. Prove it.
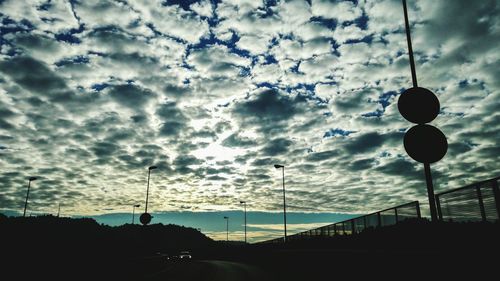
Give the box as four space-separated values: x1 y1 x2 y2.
257 176 500 244
436 176 500 222
259 201 421 244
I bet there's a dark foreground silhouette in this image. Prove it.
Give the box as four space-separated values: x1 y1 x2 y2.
0 214 214 280
1 214 499 280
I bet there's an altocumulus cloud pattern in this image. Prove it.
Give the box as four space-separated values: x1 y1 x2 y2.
0 0 499 217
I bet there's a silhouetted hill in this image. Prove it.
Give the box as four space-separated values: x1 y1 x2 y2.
0 214 215 280
2 214 214 251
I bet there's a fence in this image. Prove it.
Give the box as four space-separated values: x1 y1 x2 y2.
257 176 500 244
436 176 500 222
259 201 421 244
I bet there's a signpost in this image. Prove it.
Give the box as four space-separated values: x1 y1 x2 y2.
398 0 448 221
140 212 152 225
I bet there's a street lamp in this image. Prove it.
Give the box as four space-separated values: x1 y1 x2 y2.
132 204 140 224
23 177 37 217
223 216 229 242
274 164 287 243
240 201 247 243
141 165 157 225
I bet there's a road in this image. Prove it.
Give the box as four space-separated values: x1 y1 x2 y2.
144 260 270 281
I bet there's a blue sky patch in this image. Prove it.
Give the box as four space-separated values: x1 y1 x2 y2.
323 128 355 138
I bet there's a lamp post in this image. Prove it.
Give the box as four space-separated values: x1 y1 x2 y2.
132 204 140 224
141 165 157 225
274 164 287 243
23 177 37 217
224 216 229 242
240 201 247 243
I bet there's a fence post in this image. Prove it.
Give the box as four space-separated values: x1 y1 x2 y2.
394 208 399 223
476 185 487 222
351 220 355 234
435 195 443 221
416 201 422 218
377 212 381 227
492 179 500 221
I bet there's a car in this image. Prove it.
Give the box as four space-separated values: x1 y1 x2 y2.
178 250 192 260
155 252 172 261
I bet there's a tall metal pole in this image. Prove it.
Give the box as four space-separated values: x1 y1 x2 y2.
402 0 418 88
424 163 438 221
57 203 60 217
224 216 229 241
145 169 151 213
244 202 247 243
23 180 32 217
132 205 136 224
402 0 438 222
282 167 287 242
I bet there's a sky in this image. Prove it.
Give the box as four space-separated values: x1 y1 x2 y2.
0 0 499 242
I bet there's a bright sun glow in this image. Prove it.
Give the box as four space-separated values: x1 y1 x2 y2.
192 139 245 162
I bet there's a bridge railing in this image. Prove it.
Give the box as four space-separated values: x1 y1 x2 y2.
436 176 500 222
259 201 421 244
257 176 500 244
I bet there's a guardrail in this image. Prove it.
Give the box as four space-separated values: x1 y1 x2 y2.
259 201 421 244
436 176 500 222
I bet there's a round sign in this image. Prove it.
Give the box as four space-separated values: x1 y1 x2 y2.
403 124 448 164
398 87 440 124
140 212 152 225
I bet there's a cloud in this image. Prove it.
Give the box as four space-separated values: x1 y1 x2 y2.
91 141 121 158
127 0 210 43
311 0 362 22
262 138 293 156
236 34 271 55
0 0 498 219
0 56 67 95
187 44 251 78
221 133 257 148
232 88 303 126
190 0 213 18
306 150 341 162
271 37 333 62
343 132 385 155
156 101 188 137
107 84 156 109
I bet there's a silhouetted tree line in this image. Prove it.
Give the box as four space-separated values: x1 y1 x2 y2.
0 214 214 279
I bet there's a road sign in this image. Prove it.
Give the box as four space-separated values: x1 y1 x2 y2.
398 87 440 124
403 124 448 164
140 212 152 225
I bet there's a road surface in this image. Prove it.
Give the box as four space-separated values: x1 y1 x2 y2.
144 260 270 281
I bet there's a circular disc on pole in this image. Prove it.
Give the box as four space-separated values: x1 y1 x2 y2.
140 212 152 225
398 87 440 124
403 124 448 164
